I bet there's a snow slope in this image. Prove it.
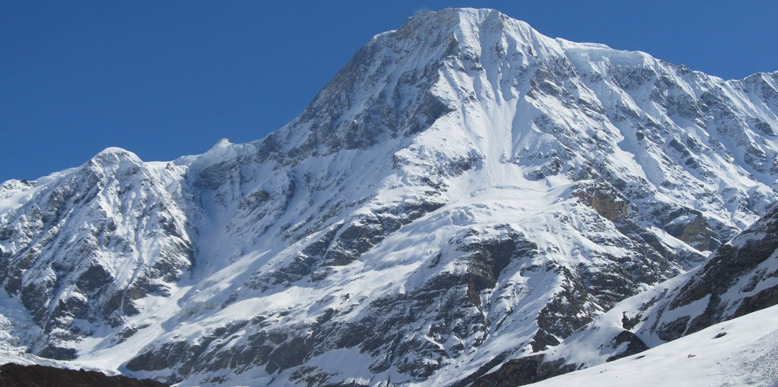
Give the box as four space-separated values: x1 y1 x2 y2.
0 8 777 386
530 304 778 387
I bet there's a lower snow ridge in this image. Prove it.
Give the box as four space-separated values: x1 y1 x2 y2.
529 304 778 387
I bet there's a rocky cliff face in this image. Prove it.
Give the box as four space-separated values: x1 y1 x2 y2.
0 8 777 386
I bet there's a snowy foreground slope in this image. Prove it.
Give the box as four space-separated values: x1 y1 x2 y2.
1 8 777 386
530 304 778 387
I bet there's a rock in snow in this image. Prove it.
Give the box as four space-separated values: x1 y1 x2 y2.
0 8 776 386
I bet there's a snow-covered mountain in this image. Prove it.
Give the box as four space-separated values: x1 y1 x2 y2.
1 8 777 386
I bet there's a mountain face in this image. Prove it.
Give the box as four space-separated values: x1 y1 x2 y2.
0 8 777 386
470 203 778 386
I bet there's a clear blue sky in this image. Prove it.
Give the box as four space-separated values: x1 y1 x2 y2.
2 1 776 182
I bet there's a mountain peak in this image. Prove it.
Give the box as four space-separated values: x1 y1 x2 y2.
396 7 551 56
402 7 530 34
401 7 511 31
270 8 563 160
90 146 140 164
84 147 144 177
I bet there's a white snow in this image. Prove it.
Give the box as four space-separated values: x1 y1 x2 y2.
531 305 778 387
